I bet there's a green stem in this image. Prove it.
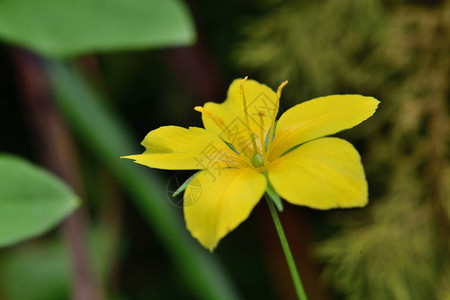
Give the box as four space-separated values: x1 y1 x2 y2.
265 195 308 300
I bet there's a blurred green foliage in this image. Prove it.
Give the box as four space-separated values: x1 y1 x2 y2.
0 154 79 247
235 0 383 101
0 240 71 300
236 0 450 299
0 223 118 300
0 0 195 58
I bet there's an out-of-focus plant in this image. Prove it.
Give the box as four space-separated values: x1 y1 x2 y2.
0 0 195 58
0 154 79 247
0 241 71 300
234 0 383 101
235 0 450 299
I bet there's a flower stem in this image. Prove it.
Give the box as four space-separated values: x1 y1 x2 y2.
265 195 308 300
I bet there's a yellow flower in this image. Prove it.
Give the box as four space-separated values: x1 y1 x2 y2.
123 78 379 251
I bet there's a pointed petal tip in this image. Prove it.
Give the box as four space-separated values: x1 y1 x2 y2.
188 228 219 252
207 244 218 252
343 94 380 113
364 95 380 117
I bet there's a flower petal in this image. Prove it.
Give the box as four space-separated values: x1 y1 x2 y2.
201 78 278 157
267 137 368 209
184 168 266 251
122 126 245 170
267 95 379 161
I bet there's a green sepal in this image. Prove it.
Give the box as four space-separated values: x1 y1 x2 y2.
271 121 278 142
264 127 271 152
264 172 283 212
172 172 199 197
224 141 239 154
264 121 278 152
281 144 301 156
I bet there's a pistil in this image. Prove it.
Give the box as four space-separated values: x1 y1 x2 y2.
251 153 264 168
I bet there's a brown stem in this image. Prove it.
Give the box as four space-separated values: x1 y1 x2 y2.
11 48 102 300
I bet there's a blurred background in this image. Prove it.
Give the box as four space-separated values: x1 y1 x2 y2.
0 0 449 299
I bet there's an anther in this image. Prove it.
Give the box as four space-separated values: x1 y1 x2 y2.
194 106 211 118
194 106 231 139
240 76 248 95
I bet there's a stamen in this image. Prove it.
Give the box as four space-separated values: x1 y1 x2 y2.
194 107 239 149
276 80 288 100
194 106 211 117
194 106 228 136
240 76 250 129
267 80 288 149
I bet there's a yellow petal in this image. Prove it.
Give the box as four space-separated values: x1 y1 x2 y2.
122 126 245 170
267 95 379 161
201 78 278 157
184 168 266 251
267 138 368 209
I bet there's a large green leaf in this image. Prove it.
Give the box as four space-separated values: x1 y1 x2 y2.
0 154 79 247
0 0 196 58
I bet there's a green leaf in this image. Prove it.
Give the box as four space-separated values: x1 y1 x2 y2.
0 0 196 58
0 154 79 248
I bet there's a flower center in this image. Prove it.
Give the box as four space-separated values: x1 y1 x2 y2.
251 153 264 168
241 78 289 165
195 77 288 169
